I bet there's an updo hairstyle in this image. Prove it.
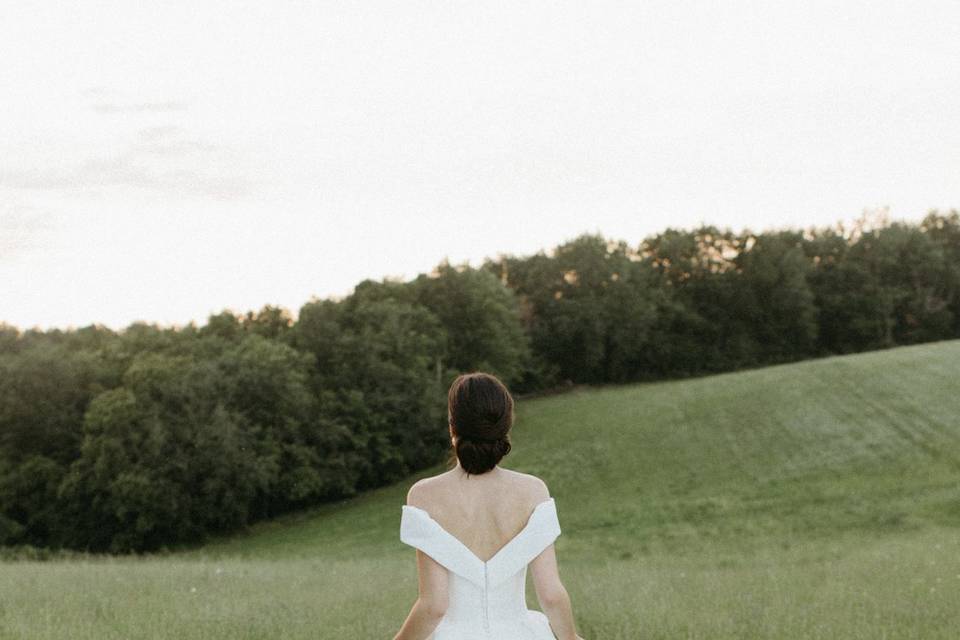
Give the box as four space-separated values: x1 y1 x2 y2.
447 372 514 476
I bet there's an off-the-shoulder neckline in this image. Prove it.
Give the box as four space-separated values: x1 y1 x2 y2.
402 497 555 565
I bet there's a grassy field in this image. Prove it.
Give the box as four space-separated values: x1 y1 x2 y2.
2 340 960 639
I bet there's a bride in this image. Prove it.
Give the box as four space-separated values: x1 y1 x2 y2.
393 372 585 640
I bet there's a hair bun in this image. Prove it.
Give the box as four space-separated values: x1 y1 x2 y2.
455 436 512 475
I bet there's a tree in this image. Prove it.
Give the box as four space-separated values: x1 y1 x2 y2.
293 292 448 488
639 226 758 374
736 230 819 362
410 261 532 388
489 233 659 384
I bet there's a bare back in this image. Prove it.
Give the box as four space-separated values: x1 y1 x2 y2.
405 464 551 562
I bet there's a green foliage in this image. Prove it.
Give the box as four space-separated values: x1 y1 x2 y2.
1 210 959 552
410 261 533 388
52 336 363 552
735 230 819 362
639 226 756 374
293 291 449 488
485 234 659 384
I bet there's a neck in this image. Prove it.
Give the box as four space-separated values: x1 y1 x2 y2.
453 461 498 476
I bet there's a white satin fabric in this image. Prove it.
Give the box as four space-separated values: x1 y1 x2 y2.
399 497 562 639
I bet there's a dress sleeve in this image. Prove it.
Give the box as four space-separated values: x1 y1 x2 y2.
486 498 562 588
400 505 485 587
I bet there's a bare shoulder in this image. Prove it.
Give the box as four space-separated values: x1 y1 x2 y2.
501 468 551 502
407 478 433 508
405 473 445 508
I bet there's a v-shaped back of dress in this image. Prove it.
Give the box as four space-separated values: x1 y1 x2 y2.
400 497 562 639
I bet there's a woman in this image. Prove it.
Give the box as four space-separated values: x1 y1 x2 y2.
393 372 584 640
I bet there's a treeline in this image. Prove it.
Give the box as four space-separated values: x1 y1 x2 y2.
487 209 960 384
1 209 958 552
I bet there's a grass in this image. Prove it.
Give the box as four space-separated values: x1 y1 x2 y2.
2 340 960 639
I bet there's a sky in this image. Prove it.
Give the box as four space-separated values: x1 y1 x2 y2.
2 0 959 331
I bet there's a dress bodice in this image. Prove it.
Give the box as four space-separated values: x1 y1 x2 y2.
399 498 562 639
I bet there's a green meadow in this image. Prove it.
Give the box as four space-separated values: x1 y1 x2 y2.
2 340 959 639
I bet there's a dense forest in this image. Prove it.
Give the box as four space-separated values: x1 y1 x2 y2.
2 209 958 552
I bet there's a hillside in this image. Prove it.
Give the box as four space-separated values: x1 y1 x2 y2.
3 340 959 639
195 339 960 561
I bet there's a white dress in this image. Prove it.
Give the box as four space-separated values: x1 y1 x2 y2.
399 497 562 640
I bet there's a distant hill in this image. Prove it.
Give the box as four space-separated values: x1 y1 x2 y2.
193 338 960 561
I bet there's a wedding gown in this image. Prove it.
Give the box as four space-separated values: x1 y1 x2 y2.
399 497 562 639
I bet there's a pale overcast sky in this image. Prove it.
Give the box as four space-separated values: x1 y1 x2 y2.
2 1 958 331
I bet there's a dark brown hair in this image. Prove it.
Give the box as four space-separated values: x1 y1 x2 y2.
446 372 514 476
